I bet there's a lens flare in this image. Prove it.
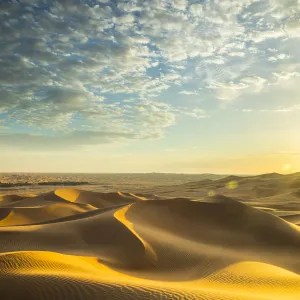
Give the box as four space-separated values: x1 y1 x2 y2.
226 180 239 190
208 190 215 197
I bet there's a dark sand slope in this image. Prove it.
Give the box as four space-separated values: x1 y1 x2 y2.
0 188 300 299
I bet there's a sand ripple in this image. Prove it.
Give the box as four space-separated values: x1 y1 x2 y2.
0 188 300 299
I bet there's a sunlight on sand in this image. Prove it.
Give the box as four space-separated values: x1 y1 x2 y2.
1 178 300 299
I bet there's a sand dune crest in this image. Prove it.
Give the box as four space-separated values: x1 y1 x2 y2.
0 188 299 299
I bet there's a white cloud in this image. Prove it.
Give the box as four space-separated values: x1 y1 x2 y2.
204 57 227 65
228 52 246 57
183 108 209 119
240 76 266 92
118 2 142 12
179 90 199 95
273 71 300 81
284 19 300 38
260 104 300 113
248 29 285 43
130 36 150 44
211 76 267 101
189 4 203 17
268 53 290 62
115 14 135 25
172 0 188 11
1 0 300 149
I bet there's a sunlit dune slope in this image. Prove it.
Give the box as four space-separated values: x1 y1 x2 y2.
0 188 142 226
0 189 299 299
0 193 36 205
0 203 94 226
0 191 75 207
126 195 300 249
55 188 142 208
1 188 140 209
282 213 300 225
1 251 300 300
0 206 150 269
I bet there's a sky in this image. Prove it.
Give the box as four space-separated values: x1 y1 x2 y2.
0 0 300 174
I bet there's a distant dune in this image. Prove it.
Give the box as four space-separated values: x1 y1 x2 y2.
0 174 300 299
0 181 90 188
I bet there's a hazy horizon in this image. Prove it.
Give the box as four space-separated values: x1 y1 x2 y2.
0 171 297 176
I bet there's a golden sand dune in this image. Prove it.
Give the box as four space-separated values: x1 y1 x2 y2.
1 251 299 300
0 202 95 226
282 214 300 225
0 194 28 202
0 188 299 299
55 188 142 208
0 193 36 205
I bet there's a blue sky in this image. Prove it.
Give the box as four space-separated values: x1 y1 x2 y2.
0 0 300 173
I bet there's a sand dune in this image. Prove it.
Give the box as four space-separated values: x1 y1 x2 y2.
55 188 142 208
0 186 300 299
0 203 95 226
282 214 300 225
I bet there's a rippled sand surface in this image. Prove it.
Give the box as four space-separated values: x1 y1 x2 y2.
1 173 300 299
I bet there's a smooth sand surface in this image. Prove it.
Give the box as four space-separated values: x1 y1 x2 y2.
0 183 300 299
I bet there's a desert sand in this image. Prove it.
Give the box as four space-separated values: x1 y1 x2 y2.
0 173 300 299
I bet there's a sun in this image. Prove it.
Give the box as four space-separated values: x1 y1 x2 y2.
282 164 292 173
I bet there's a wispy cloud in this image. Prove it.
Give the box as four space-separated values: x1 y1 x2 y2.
240 104 300 113
260 104 300 113
179 90 200 96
